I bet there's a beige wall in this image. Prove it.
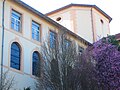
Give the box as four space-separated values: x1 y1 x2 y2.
75 8 93 43
47 8 74 32
48 7 94 43
47 6 110 43
93 8 110 41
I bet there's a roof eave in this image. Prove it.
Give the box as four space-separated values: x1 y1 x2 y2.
93 5 112 22
46 4 112 22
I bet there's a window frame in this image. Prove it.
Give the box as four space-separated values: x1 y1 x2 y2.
64 39 71 49
11 9 22 32
49 30 57 48
32 51 41 77
32 20 41 41
78 46 84 55
10 42 21 70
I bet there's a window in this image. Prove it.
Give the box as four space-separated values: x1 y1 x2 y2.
32 21 40 41
56 17 62 21
100 19 104 24
10 42 21 70
64 39 71 49
50 31 57 48
32 51 41 77
78 46 84 55
11 10 21 32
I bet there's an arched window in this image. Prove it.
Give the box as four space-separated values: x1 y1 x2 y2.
32 51 41 77
10 42 21 70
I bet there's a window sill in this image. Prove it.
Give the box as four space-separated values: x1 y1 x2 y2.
9 67 24 75
10 28 23 36
31 39 41 46
30 74 41 79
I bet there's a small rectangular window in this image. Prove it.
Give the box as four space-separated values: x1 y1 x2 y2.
11 10 21 32
78 46 84 55
32 21 40 41
64 39 71 49
50 31 57 48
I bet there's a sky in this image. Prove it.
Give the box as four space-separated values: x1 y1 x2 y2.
21 0 120 35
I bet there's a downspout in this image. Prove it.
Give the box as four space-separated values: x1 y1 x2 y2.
1 0 6 89
91 7 95 42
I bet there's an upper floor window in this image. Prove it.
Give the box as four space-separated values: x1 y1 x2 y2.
56 17 62 21
32 21 40 41
100 19 104 24
32 51 41 77
50 31 57 48
11 10 21 32
78 46 84 55
10 42 21 70
64 39 71 49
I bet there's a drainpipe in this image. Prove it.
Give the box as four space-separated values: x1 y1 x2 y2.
1 0 6 89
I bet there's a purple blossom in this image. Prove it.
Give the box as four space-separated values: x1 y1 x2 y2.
88 38 120 90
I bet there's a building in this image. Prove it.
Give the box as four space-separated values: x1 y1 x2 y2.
0 0 111 89
46 4 112 43
0 0 90 89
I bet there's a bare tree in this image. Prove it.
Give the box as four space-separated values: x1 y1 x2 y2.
0 71 15 90
35 32 81 90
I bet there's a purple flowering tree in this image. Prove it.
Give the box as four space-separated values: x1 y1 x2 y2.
89 36 120 90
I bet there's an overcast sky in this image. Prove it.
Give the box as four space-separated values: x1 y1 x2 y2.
21 0 120 35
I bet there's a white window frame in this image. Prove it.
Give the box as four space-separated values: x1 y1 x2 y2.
32 21 40 41
11 10 21 32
